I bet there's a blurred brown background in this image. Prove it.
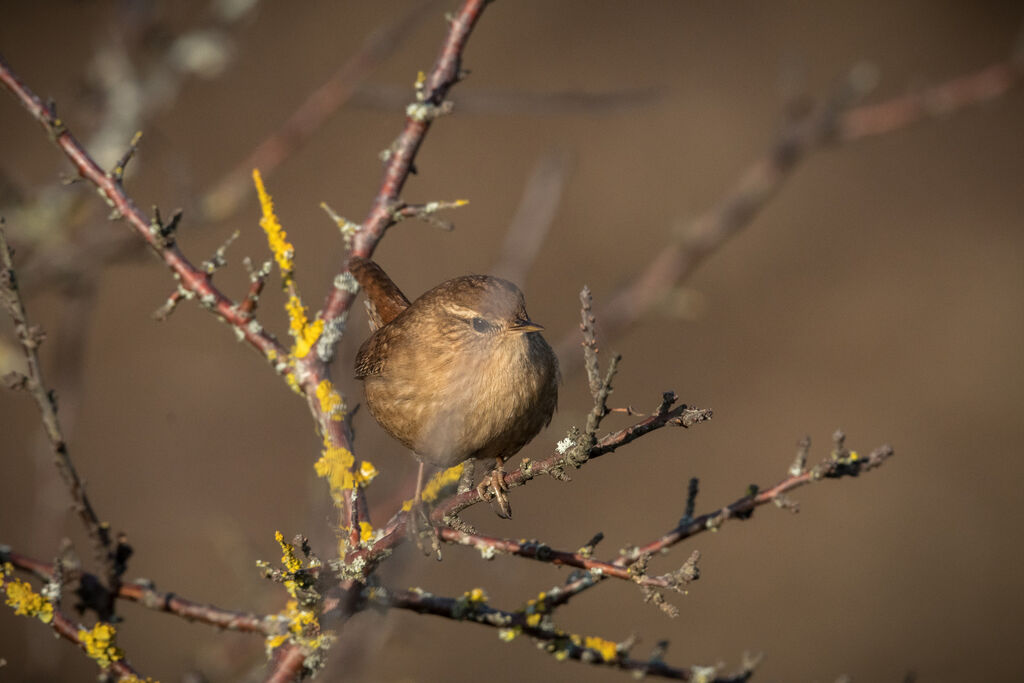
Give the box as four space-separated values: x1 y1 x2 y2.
2 1 1023 681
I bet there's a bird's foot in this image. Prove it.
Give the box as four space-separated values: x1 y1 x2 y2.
476 461 512 519
408 500 441 560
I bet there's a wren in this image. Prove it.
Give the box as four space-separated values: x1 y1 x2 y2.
350 256 559 518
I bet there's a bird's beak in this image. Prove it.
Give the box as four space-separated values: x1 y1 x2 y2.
511 317 544 333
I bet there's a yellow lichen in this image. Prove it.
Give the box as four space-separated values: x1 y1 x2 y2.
498 627 520 642
464 588 487 604
315 379 346 421
252 169 326 362
421 463 465 503
3 571 54 625
583 635 620 662
285 294 324 359
253 169 294 276
78 622 123 669
359 521 375 543
275 531 302 574
314 442 377 508
265 598 335 658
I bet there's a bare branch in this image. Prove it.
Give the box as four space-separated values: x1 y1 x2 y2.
200 0 444 222
491 149 573 284
0 222 129 620
321 0 490 323
0 55 289 368
556 58 1023 369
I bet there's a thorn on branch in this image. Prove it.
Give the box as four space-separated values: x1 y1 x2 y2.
655 391 677 416
320 202 361 250
202 230 240 275
577 532 604 559
391 198 468 231
578 286 604 397
790 435 811 476
149 206 182 249
3 370 28 390
238 257 273 319
679 477 699 526
733 485 759 520
152 286 190 321
108 131 143 185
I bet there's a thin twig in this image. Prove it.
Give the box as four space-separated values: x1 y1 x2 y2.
368 587 754 682
0 222 129 621
555 59 1023 369
321 0 489 322
1 548 273 634
491 149 573 285
437 528 683 590
200 0 443 222
0 54 289 367
545 443 895 609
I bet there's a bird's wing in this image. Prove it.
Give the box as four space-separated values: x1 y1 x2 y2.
349 256 411 330
354 330 388 379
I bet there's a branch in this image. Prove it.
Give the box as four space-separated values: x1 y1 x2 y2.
200 0 443 222
320 0 489 323
556 58 1023 368
436 528 689 591
0 223 130 621
0 54 289 368
368 587 756 682
546 438 895 610
1 547 274 634
342 392 712 573
839 61 1021 140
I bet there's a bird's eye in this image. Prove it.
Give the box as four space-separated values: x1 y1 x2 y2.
471 317 491 333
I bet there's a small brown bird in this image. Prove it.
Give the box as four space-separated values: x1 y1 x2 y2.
350 257 559 518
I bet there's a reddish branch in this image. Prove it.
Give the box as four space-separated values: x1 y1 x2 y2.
437 528 680 590
320 0 488 322
340 393 712 576
292 0 490 561
545 442 895 610
200 0 443 222
839 61 1020 140
2 548 273 634
0 54 289 367
555 58 1023 367
49 607 142 679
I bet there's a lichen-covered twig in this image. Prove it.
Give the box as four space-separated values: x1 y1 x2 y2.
2 547 273 634
367 585 756 682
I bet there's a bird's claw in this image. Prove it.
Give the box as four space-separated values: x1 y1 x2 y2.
408 500 442 560
476 462 512 518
